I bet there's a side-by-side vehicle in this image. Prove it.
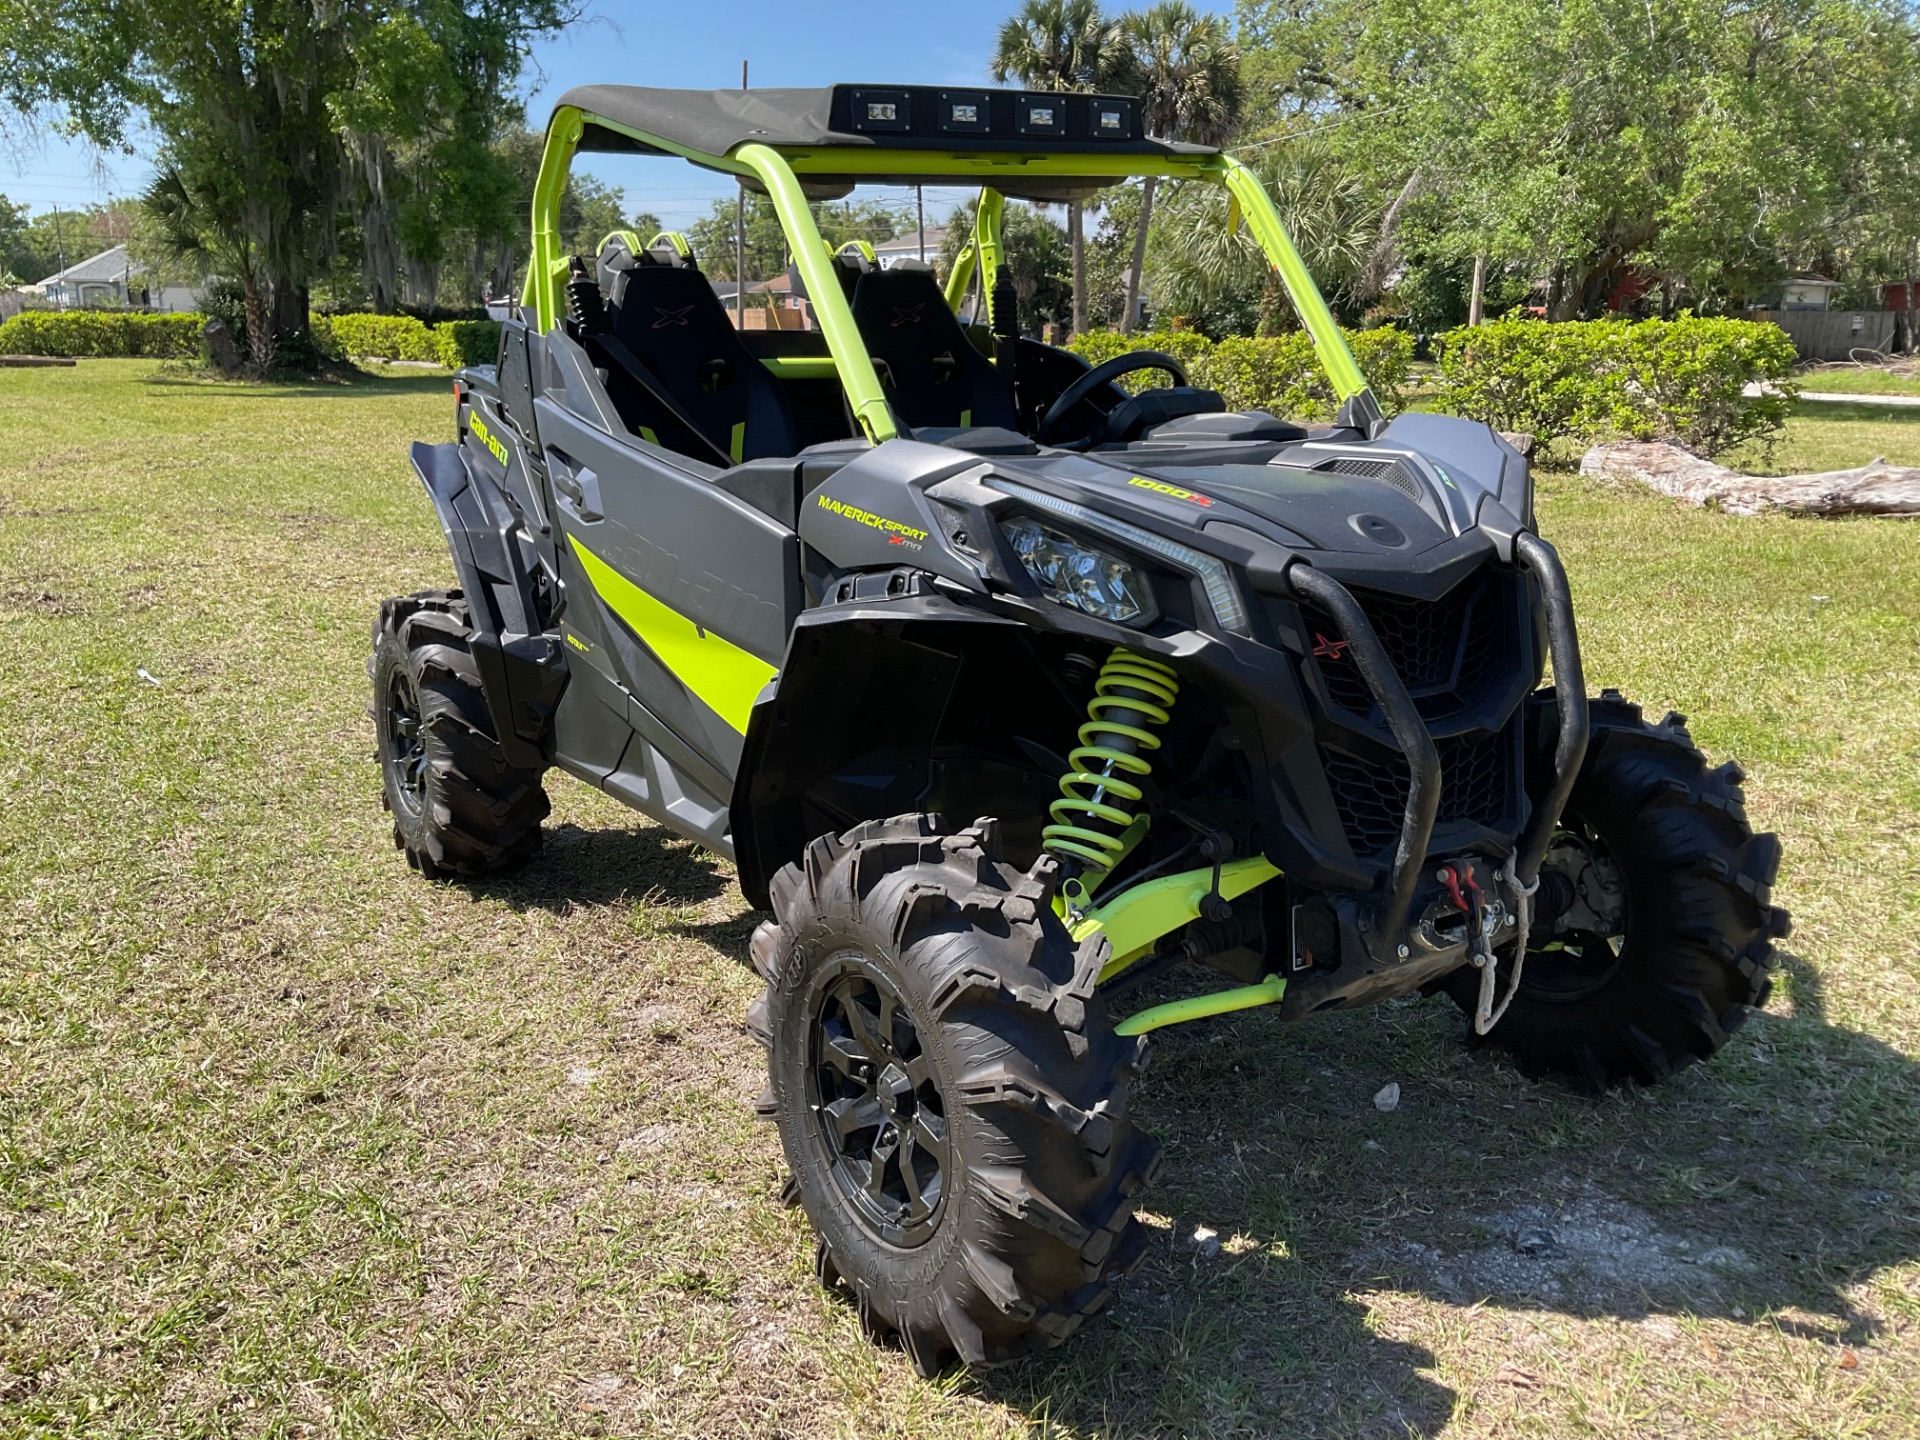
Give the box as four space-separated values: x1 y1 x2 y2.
370 82 1786 1372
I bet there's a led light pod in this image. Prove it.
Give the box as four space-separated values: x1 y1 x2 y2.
1001 517 1160 626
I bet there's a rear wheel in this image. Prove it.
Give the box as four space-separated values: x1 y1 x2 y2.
1445 692 1787 1089
369 590 549 876
748 814 1161 1374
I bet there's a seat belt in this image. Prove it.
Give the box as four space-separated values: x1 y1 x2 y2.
588 330 737 469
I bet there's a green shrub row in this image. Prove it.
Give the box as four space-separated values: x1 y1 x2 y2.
312 314 500 368
1432 315 1798 456
1065 327 1415 420
0 310 205 358
0 306 503 370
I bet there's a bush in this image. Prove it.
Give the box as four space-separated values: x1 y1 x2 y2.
432 320 502 369
0 310 204 358
1433 314 1797 456
1619 316 1798 457
314 313 440 363
1065 326 1413 420
311 313 500 369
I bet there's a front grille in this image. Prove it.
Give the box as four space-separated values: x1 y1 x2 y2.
1303 570 1506 720
1322 727 1516 859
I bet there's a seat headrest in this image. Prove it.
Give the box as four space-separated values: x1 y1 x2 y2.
643 231 699 270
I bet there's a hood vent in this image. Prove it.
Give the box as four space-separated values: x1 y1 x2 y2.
1313 454 1422 501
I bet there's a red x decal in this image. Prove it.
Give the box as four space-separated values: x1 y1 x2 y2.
1312 632 1351 660
890 303 925 327
652 305 695 329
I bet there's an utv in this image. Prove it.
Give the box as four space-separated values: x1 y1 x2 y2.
371 83 1787 1373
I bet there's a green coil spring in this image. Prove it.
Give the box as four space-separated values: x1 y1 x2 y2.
1043 648 1180 900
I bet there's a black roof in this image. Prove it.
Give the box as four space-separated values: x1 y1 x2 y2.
558 83 1214 162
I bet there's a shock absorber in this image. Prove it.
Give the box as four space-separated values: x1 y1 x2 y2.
1044 649 1179 908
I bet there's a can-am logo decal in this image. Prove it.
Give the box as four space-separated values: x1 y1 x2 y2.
815 493 928 549
468 411 509 467
652 305 695 328
1129 476 1213 507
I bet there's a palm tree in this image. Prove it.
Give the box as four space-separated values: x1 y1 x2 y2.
1118 1 1242 333
1150 141 1378 333
991 0 1130 335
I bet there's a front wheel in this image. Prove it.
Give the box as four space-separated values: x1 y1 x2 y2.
1444 692 1788 1089
747 814 1161 1374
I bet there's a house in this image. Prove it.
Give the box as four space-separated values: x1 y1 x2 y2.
1774 276 1843 312
874 226 948 270
30 245 201 312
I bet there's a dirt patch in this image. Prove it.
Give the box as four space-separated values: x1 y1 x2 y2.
1356 1179 1754 1309
0 588 82 617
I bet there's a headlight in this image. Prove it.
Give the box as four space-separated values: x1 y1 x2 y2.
991 478 1250 635
1001 517 1160 626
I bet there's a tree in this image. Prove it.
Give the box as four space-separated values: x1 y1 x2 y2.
941 201 1073 331
1148 139 1376 333
1 0 577 367
1235 0 1920 319
992 0 1131 334
1116 2 1243 332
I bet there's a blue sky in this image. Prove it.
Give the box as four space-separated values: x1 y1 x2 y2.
3 1 1172 233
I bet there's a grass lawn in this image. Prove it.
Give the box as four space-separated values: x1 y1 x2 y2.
3 360 1917 1439
1795 363 1920 399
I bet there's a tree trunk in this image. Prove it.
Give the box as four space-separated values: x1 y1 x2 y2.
1906 241 1918 356
1582 440 1920 516
1069 200 1085 338
1120 176 1157 336
1467 254 1486 326
240 270 273 371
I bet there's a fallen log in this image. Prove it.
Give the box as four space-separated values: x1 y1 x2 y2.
0 354 77 367
1580 440 1920 517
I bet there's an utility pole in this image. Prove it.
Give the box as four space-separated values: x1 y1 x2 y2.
736 59 748 330
52 204 69 310
1468 253 1487 327
917 186 925 263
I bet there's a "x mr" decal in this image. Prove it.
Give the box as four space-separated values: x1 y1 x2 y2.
652 305 695 329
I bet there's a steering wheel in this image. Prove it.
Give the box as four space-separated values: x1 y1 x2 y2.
1037 350 1189 446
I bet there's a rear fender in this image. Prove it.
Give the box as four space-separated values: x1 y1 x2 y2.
410 440 568 769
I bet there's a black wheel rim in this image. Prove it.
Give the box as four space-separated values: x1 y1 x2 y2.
806 957 951 1248
381 670 428 819
1521 819 1629 1003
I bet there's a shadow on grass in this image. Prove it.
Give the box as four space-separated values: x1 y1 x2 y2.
138 365 453 399
457 820 742 928
959 946 1920 1436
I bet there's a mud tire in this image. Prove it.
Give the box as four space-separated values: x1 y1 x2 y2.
748 814 1161 1374
1444 691 1788 1089
368 590 549 877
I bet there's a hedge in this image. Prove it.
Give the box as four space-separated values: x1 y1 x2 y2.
0 310 204 358
1433 314 1798 456
311 314 500 368
1065 327 1415 420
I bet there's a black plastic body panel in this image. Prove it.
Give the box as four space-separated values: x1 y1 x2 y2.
409 440 568 770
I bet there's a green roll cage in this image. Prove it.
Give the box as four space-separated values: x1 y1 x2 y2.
516 100 1387 1033
520 102 1377 446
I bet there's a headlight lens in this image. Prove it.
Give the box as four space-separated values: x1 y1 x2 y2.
1001 517 1160 626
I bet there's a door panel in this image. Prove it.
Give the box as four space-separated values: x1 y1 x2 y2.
535 396 802 778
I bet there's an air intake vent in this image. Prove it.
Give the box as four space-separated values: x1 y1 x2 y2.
1315 455 1422 500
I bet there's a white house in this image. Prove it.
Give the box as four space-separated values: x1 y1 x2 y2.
874 226 949 269
31 245 201 312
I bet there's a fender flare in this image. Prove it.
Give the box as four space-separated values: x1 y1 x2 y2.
729 585 1081 909
410 440 568 770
